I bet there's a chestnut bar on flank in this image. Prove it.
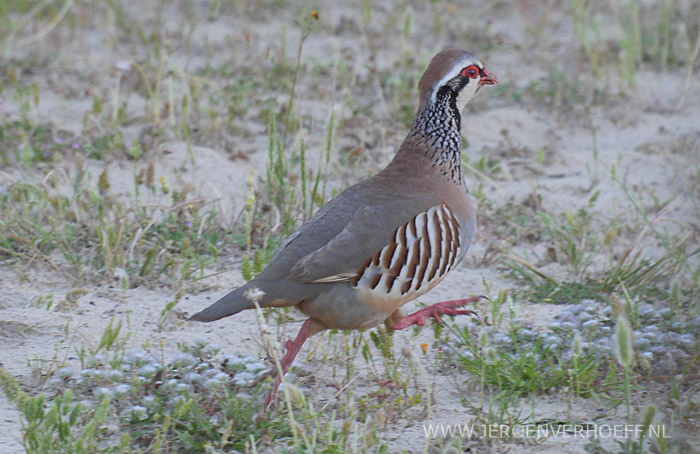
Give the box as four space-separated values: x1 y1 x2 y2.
189 48 497 406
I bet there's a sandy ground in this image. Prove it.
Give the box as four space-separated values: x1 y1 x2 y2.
1 1 699 452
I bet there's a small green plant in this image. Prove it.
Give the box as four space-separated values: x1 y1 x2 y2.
448 322 601 401
356 327 424 423
0 160 229 285
4 331 296 453
22 391 112 454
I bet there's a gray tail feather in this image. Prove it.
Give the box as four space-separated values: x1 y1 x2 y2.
188 284 254 322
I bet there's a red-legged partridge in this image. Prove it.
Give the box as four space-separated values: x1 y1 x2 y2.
190 48 497 405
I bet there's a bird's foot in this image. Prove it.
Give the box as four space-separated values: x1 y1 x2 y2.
388 297 483 330
262 319 326 409
259 339 302 382
261 350 297 407
264 377 282 408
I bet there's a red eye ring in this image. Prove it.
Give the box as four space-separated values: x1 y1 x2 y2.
460 65 480 79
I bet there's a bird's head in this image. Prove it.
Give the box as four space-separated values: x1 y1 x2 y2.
418 49 497 114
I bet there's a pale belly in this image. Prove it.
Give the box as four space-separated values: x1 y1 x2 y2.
296 270 452 331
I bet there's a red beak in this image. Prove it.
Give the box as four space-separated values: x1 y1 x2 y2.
478 69 498 85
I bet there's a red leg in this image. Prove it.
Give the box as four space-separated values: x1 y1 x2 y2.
264 318 325 408
388 297 483 331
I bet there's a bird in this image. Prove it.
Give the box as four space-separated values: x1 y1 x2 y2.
190 48 497 405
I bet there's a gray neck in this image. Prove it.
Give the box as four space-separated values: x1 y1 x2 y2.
410 89 463 185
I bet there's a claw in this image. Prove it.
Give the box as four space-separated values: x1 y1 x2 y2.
388 297 481 331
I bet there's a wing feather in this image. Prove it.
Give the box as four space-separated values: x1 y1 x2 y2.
286 194 441 283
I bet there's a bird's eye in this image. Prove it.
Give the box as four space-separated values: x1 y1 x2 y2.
460 65 479 79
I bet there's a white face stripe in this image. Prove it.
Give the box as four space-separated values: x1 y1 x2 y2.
455 78 481 114
428 55 484 108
